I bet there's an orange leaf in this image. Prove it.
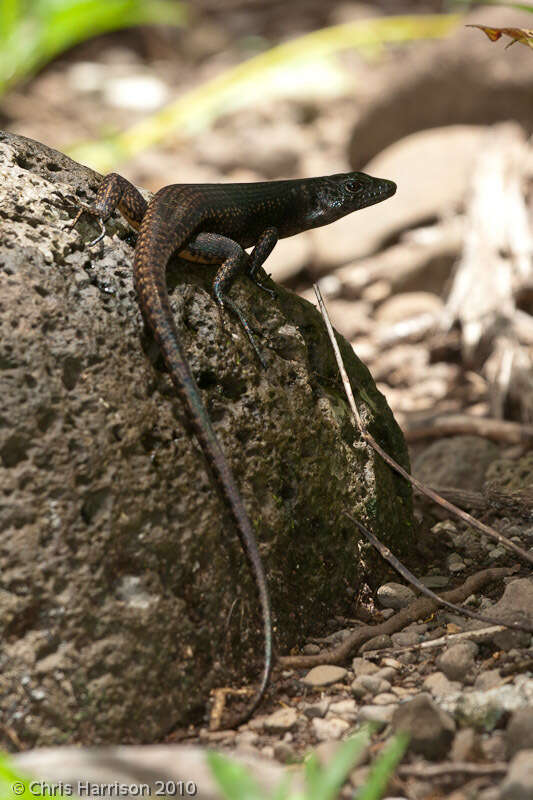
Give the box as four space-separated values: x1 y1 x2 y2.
467 24 533 49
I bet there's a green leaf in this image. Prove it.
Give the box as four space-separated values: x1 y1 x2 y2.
0 0 185 95
206 751 267 800
305 728 371 800
357 733 409 800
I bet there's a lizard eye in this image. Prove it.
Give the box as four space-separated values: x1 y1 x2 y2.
344 179 363 194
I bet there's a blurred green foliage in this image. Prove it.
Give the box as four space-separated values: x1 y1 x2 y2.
207 729 409 800
65 13 461 171
0 0 185 95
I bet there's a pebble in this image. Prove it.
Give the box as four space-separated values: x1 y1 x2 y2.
301 665 348 687
381 658 402 670
351 678 367 699
450 727 480 762
436 641 478 682
358 704 396 727
264 708 298 734
352 657 379 676
374 667 397 682
328 699 357 717
392 693 455 760
377 582 416 610
235 730 259 747
312 716 350 741
360 675 391 695
474 669 502 691
391 631 420 647
302 699 329 719
302 643 321 655
360 634 393 653
423 671 462 699
501 749 533 800
373 693 398 705
487 579 533 650
447 553 466 573
273 741 295 764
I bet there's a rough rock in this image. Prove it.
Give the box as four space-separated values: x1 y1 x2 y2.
482 579 533 650
436 642 478 682
451 678 533 731
413 436 499 493
392 693 455 760
348 7 533 169
0 132 414 746
501 749 533 800
484 455 533 524
506 708 533 759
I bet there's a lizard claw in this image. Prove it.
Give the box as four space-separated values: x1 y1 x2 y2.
66 198 106 246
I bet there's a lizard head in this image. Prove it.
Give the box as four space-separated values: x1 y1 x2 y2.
303 171 396 229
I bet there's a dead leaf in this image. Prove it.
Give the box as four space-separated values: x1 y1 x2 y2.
467 24 533 50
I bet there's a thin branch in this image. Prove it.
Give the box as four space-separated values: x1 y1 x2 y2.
362 624 507 658
279 567 514 669
313 283 533 567
403 413 533 445
347 514 533 633
398 762 507 779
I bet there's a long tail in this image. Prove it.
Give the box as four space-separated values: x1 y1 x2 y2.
133 208 272 727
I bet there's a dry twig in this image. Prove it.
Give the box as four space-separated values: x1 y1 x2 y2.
279 567 514 669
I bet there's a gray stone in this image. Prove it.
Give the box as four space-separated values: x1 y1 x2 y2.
392 693 455 760
360 635 393 653
501 750 533 800
360 675 391 695
0 132 414 745
423 672 462 699
506 707 533 758
450 727 480 762
302 700 329 719
377 582 416 610
373 693 398 706
302 665 348 688
351 657 379 676
483 579 533 650
358 704 396 727
391 631 420 647
328 699 357 722
452 678 533 730
350 678 367 700
264 708 298 734
436 641 478 682
474 670 502 691
414 436 498 493
273 741 295 764
311 716 350 741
